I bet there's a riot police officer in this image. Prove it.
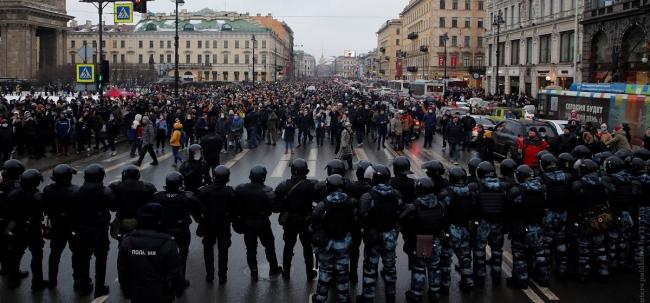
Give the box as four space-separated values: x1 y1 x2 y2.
401 178 446 303
633 158 650 265
499 158 518 188
0 159 25 276
558 153 576 175
572 159 612 282
70 163 115 297
357 164 403 303
421 160 450 194
473 161 507 286
315 159 350 201
275 158 318 280
390 156 416 204
179 144 212 192
571 145 592 171
602 156 638 269
467 158 482 184
310 174 358 303
538 154 573 276
506 165 550 289
42 164 79 288
234 165 283 281
109 165 157 242
346 160 373 282
196 165 235 284
153 172 202 287
441 166 475 293
118 203 185 303
5 169 47 290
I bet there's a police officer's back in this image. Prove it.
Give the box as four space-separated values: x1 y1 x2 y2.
179 144 212 192
390 156 416 204
0 159 25 276
118 203 185 303
109 165 157 240
421 160 450 194
315 159 350 201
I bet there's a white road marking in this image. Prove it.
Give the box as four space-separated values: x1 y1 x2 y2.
307 160 317 177
383 148 395 160
354 148 368 161
503 250 560 301
91 295 109 303
102 152 130 163
271 161 289 178
224 149 250 169
401 149 427 177
308 148 318 161
421 148 454 167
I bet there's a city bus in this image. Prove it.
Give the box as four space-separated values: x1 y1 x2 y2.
536 83 650 146
388 80 410 94
409 80 444 99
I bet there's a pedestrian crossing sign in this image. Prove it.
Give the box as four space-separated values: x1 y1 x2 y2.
114 2 133 24
76 64 95 83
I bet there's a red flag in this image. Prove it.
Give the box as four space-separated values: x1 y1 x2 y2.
396 59 403 79
451 55 458 67
438 55 445 66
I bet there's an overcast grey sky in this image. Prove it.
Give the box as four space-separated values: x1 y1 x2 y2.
66 0 408 59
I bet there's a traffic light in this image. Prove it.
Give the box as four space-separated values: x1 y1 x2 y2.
97 60 109 91
133 0 147 13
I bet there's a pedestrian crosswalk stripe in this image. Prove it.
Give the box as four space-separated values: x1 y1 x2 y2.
307 160 316 177
224 148 249 169
308 148 317 161
421 148 454 167
271 160 289 178
383 148 394 160
503 251 560 301
354 148 368 161
401 149 427 177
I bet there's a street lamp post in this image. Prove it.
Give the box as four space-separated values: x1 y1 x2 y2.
173 0 184 100
492 10 505 96
442 33 449 96
252 34 256 84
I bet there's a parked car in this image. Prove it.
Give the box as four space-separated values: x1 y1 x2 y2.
492 119 558 159
542 119 569 135
436 106 470 130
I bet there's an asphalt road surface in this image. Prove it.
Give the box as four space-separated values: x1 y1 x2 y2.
0 132 640 302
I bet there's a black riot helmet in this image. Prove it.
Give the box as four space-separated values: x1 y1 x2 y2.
249 165 267 183
630 157 647 174
633 148 650 161
416 177 435 196
535 150 551 161
84 163 105 183
593 152 613 166
578 159 599 176
392 156 413 176
326 174 345 193
213 165 230 184
137 203 163 230
558 153 575 172
539 154 559 172
448 167 467 185
500 158 518 177
571 145 591 160
121 165 141 181
165 171 184 192
2 159 25 180
370 164 391 184
421 160 445 179
614 149 633 162
189 144 203 160
356 160 372 181
514 165 535 184
476 161 496 179
325 159 346 176
20 169 43 190
51 164 77 185
467 158 482 177
604 156 625 174
290 158 309 177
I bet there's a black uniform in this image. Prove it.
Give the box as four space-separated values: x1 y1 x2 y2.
275 176 318 279
118 229 185 303
234 181 282 278
42 181 80 286
390 175 416 204
5 185 46 288
70 181 115 295
179 159 212 192
109 179 157 240
0 176 20 275
347 179 372 281
153 190 202 282
196 182 235 282
200 134 224 172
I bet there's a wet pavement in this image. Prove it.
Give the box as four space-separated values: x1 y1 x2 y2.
0 132 640 302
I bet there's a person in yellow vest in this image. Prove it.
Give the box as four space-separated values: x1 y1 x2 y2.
170 121 183 167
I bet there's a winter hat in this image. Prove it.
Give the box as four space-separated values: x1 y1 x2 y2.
614 125 623 132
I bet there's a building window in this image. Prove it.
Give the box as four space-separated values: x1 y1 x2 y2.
197 54 202 64
396 28 400 35
121 54 126 63
440 17 445 28
245 40 250 49
488 44 492 65
262 40 267 48
518 3 522 24
139 40 143 49
205 40 210 49
101 41 105 48
186 41 190 48
167 54 171 63
476 56 483 66
213 55 218 64
478 37 483 48
253 40 258 48
223 54 229 64
235 40 240 49
138 54 143 64
452 17 458 28
464 36 470 47
560 31 574 62
464 55 470 66
223 72 228 81
440 0 445 9
213 40 218 48
452 36 458 47
71 40 76 48
245 54 250 64
541 0 546 17
234 54 240 64
498 42 505 65
439 35 447 47
112 40 117 49
224 40 228 49
504 8 508 25
465 0 471 9
234 72 239 81
112 54 117 64
539 34 551 63
206 54 210 64
529 0 534 20
478 18 484 28
396 39 400 46
511 40 520 64
185 54 190 64
167 41 171 48
464 17 471 28
157 54 162 63
478 0 484 9
198 40 202 48
526 37 533 64
149 40 153 48
120 40 125 48
452 0 458 9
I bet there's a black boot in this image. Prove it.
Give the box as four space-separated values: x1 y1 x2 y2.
94 285 109 298
306 269 317 281
270 265 283 276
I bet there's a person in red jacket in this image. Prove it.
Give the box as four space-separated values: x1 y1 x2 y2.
516 128 549 168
